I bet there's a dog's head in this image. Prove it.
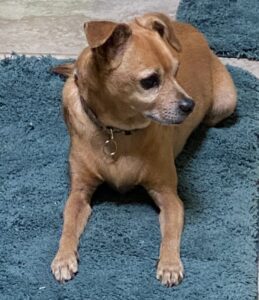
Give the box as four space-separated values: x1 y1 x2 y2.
74 13 195 129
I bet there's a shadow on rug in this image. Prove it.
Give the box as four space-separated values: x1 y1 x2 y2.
176 0 259 60
0 56 258 300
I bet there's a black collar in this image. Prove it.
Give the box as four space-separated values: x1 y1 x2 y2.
80 96 139 135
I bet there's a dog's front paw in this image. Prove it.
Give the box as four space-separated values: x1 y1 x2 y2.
51 250 79 282
156 258 184 287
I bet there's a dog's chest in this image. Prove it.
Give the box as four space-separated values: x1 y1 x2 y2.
100 154 144 191
87 132 146 189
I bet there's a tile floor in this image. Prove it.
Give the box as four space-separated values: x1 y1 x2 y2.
0 0 258 78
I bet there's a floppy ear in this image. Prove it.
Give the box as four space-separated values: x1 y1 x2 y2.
84 21 132 68
135 13 181 52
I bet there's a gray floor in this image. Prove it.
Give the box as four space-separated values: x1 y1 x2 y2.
0 0 258 78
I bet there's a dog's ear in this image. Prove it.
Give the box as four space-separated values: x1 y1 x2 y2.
84 21 132 68
52 63 75 77
135 13 181 52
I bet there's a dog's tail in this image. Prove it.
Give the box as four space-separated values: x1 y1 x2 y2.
52 63 75 77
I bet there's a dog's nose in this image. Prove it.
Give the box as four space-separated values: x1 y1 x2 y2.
178 98 195 113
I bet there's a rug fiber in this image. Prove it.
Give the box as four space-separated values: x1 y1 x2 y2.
176 0 259 60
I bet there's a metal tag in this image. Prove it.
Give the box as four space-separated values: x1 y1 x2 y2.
103 129 117 157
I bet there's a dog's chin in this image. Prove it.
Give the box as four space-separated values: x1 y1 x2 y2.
143 112 189 125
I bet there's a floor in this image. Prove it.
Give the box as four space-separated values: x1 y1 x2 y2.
0 0 258 78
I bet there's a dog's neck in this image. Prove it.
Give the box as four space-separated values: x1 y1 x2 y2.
80 95 140 136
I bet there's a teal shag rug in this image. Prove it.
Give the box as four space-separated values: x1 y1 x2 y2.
176 0 259 60
0 56 258 299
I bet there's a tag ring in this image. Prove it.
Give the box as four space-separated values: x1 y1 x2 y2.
103 139 117 157
103 129 117 157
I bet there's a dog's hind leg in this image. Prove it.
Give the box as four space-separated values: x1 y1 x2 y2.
204 54 237 126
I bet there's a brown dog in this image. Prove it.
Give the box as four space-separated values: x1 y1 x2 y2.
51 12 236 287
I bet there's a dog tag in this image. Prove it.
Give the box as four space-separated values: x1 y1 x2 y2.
103 129 117 157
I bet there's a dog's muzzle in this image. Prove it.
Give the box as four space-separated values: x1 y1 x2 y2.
143 97 195 125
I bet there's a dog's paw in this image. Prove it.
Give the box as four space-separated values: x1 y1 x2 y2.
51 250 79 283
156 258 184 287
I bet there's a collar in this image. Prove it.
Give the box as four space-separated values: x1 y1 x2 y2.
80 95 139 136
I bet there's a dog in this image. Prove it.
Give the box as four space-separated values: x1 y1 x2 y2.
51 12 237 287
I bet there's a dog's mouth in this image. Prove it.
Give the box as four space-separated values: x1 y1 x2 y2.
143 108 192 125
143 98 195 125
144 113 184 125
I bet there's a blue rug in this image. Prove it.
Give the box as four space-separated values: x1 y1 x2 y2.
176 0 259 60
0 56 258 300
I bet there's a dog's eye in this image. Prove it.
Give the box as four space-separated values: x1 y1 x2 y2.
140 73 160 90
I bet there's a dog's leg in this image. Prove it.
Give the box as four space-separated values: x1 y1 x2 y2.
148 176 184 287
204 54 237 126
51 178 97 282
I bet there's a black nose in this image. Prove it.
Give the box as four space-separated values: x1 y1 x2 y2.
178 98 195 113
